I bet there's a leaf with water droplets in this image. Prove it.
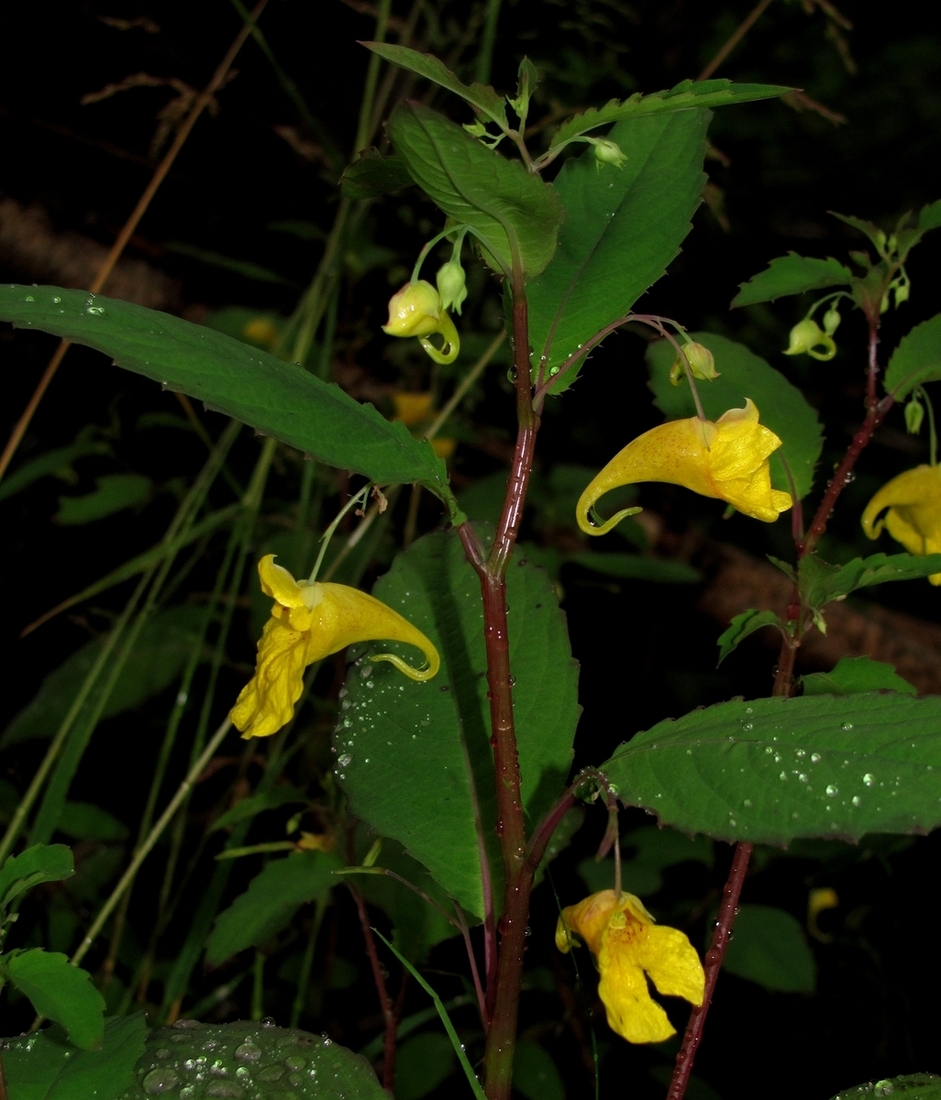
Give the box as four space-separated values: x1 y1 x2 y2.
829 1074 941 1100
598 693 941 844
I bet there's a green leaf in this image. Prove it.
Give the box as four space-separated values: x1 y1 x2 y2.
798 552 941 615
549 79 790 149
648 332 824 500
528 110 709 391
1 1015 146 1100
512 1040 565 1100
580 825 712 897
801 656 917 697
568 551 700 583
205 850 342 966
0 844 74 910
362 42 508 130
882 314 941 399
336 531 579 917
3 607 210 747
918 200 941 232
716 609 783 665
721 904 816 993
599 692 941 844
58 802 129 841
55 473 152 525
0 286 451 506
0 428 110 503
731 253 853 308
394 1032 456 1100
829 1075 941 1100
386 103 562 278
210 785 308 831
115 1019 389 1100
340 148 416 201
4 950 105 1049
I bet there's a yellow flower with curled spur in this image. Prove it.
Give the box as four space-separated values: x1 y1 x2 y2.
383 279 459 365
556 890 705 1044
861 464 941 584
576 399 792 535
230 555 440 739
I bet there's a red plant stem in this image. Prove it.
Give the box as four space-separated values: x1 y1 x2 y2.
349 885 398 1090
666 841 753 1100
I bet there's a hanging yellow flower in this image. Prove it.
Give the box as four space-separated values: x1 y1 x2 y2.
556 889 705 1044
861 464 941 584
230 555 440 739
577 399 792 534
383 280 459 365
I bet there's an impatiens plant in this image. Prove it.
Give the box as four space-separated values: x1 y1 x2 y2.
5 13 941 1100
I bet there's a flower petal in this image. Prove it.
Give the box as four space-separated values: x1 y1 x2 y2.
230 617 309 738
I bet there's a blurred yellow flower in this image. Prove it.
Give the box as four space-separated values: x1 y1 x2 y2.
556 889 705 1044
577 399 792 534
383 280 459 365
230 555 440 739
861 464 941 584
392 392 456 459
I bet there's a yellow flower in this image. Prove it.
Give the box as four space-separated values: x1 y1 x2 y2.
576 399 792 534
230 555 440 739
556 890 705 1044
383 280 459 365
861 465 941 584
391 392 457 459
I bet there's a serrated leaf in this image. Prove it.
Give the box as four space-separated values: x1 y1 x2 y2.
205 850 342 966
798 551 941 611
117 1020 388 1100
0 844 74 910
1 1015 146 1100
4 950 105 1049
600 692 941 844
801 656 917 697
335 531 579 917
648 332 824 500
716 609 783 665
528 110 709 391
721 904 815 992
830 211 886 248
829 1075 941 1100
918 200 941 232
363 42 508 129
731 253 853 308
549 79 790 149
883 314 941 399
340 148 415 201
0 286 452 506
386 103 561 278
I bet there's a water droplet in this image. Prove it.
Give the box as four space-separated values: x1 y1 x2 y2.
742 722 754 732
180 1089 196 1100
235 1040 261 1062
745 706 754 715
24 294 34 302
842 722 854 731
863 773 875 787
743 799 752 808
284 1056 307 1071
86 305 105 316
764 746 773 754
779 771 787 781
795 749 806 758
360 664 373 680
52 295 61 304
205 1083 245 1098
874 1082 895 1098
798 773 808 783
262 1016 277 1027
154 1048 172 1060
811 752 821 763
608 783 619 796
852 795 862 807
257 1065 285 1081
342 717 352 728
826 784 838 796
143 1067 182 1094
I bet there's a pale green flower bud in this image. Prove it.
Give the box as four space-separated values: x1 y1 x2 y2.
435 260 468 315
590 138 627 169
669 342 719 386
784 319 836 362
822 306 841 336
905 396 925 435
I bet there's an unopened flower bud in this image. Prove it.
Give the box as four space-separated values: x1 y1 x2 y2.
784 319 836 362
383 280 443 338
670 342 719 386
822 306 841 336
435 260 468 315
589 138 627 169
905 396 925 435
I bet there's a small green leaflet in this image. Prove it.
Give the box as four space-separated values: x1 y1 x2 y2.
731 253 853 308
801 656 916 697
0 844 74 910
829 1077 941 1100
716 609 783 665
883 314 941 399
339 148 415 201
599 692 941 844
3 950 105 1049
798 552 941 614
549 78 790 149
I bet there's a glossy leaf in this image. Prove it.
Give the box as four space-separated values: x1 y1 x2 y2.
0 844 74 910
386 103 562 278
716 609 783 665
731 253 853 308
363 42 508 129
206 850 342 965
882 314 941 399
528 110 709 391
0 286 452 506
799 552 941 613
829 1075 941 1100
648 332 824 500
335 531 579 917
801 656 917 697
721 904 816 993
1 1015 146 1100
117 1020 388 1100
599 692 941 844
549 79 790 148
4 949 105 1049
